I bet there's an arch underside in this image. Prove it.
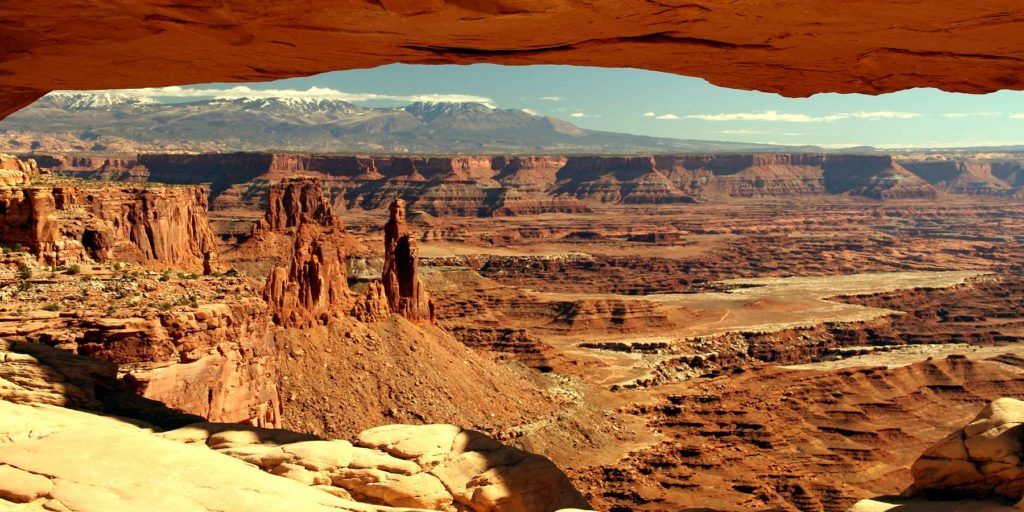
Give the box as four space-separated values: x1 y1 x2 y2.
2 1 1023 119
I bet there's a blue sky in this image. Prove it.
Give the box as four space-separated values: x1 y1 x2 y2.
123 64 1024 148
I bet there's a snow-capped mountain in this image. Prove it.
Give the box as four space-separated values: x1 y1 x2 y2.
403 101 495 121
208 96 362 115
40 92 158 111
2 92 800 154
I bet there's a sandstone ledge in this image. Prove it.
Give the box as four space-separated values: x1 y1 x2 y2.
0 400 591 512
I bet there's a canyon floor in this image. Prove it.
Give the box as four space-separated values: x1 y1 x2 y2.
313 197 1024 511
4 156 1024 512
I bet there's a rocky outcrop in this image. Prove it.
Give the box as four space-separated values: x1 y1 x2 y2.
61 186 223 272
5 0 1024 119
260 177 391 327
0 398 592 512
383 200 435 324
901 160 1015 196
168 422 591 512
255 178 335 234
0 153 38 177
265 222 361 328
0 156 220 271
3 298 282 428
906 397 1024 504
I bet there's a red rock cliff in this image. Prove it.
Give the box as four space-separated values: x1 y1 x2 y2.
0 157 220 271
382 199 436 324
254 178 334 233
261 178 390 328
264 222 352 328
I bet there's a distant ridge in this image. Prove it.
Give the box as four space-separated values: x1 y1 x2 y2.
1 92 825 154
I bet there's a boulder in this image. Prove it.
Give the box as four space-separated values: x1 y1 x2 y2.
895 397 1024 508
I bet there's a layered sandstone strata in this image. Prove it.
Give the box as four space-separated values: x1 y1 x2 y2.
0 156 220 271
901 160 1017 196
54 152 956 219
1 293 282 428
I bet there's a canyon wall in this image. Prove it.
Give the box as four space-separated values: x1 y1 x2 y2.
0 184 220 271
902 160 1018 196
45 152 1013 219
51 299 281 428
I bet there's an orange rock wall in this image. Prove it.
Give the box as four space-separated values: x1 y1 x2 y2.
3 0 1024 120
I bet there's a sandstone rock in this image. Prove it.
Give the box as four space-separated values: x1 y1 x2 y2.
908 398 1024 502
382 200 435 324
255 178 335 234
0 156 221 271
349 446 422 476
330 468 453 510
4 0 1024 116
159 421 590 512
0 339 116 410
431 430 590 512
0 401 387 512
0 463 53 503
357 424 460 466
81 299 281 428
264 222 353 328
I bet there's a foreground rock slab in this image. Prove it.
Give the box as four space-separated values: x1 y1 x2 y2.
909 397 1024 504
0 401 382 512
850 397 1024 511
167 421 591 512
0 400 593 512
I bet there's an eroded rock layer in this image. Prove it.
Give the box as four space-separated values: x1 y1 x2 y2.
383 200 435 324
41 152 994 220
0 158 221 272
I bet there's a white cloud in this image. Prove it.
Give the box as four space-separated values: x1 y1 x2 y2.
943 112 1003 119
1010 114 1024 119
849 111 920 119
656 113 680 120
686 110 919 122
61 86 496 107
539 96 563 101
643 112 656 117
570 112 586 118
521 108 538 115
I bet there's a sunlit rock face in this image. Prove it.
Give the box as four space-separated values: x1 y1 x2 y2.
2 0 1024 117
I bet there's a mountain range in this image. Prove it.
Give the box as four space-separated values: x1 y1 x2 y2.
0 92 823 154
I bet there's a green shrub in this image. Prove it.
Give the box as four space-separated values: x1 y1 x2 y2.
159 270 171 282
65 264 81 275
42 303 60 312
17 266 31 280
